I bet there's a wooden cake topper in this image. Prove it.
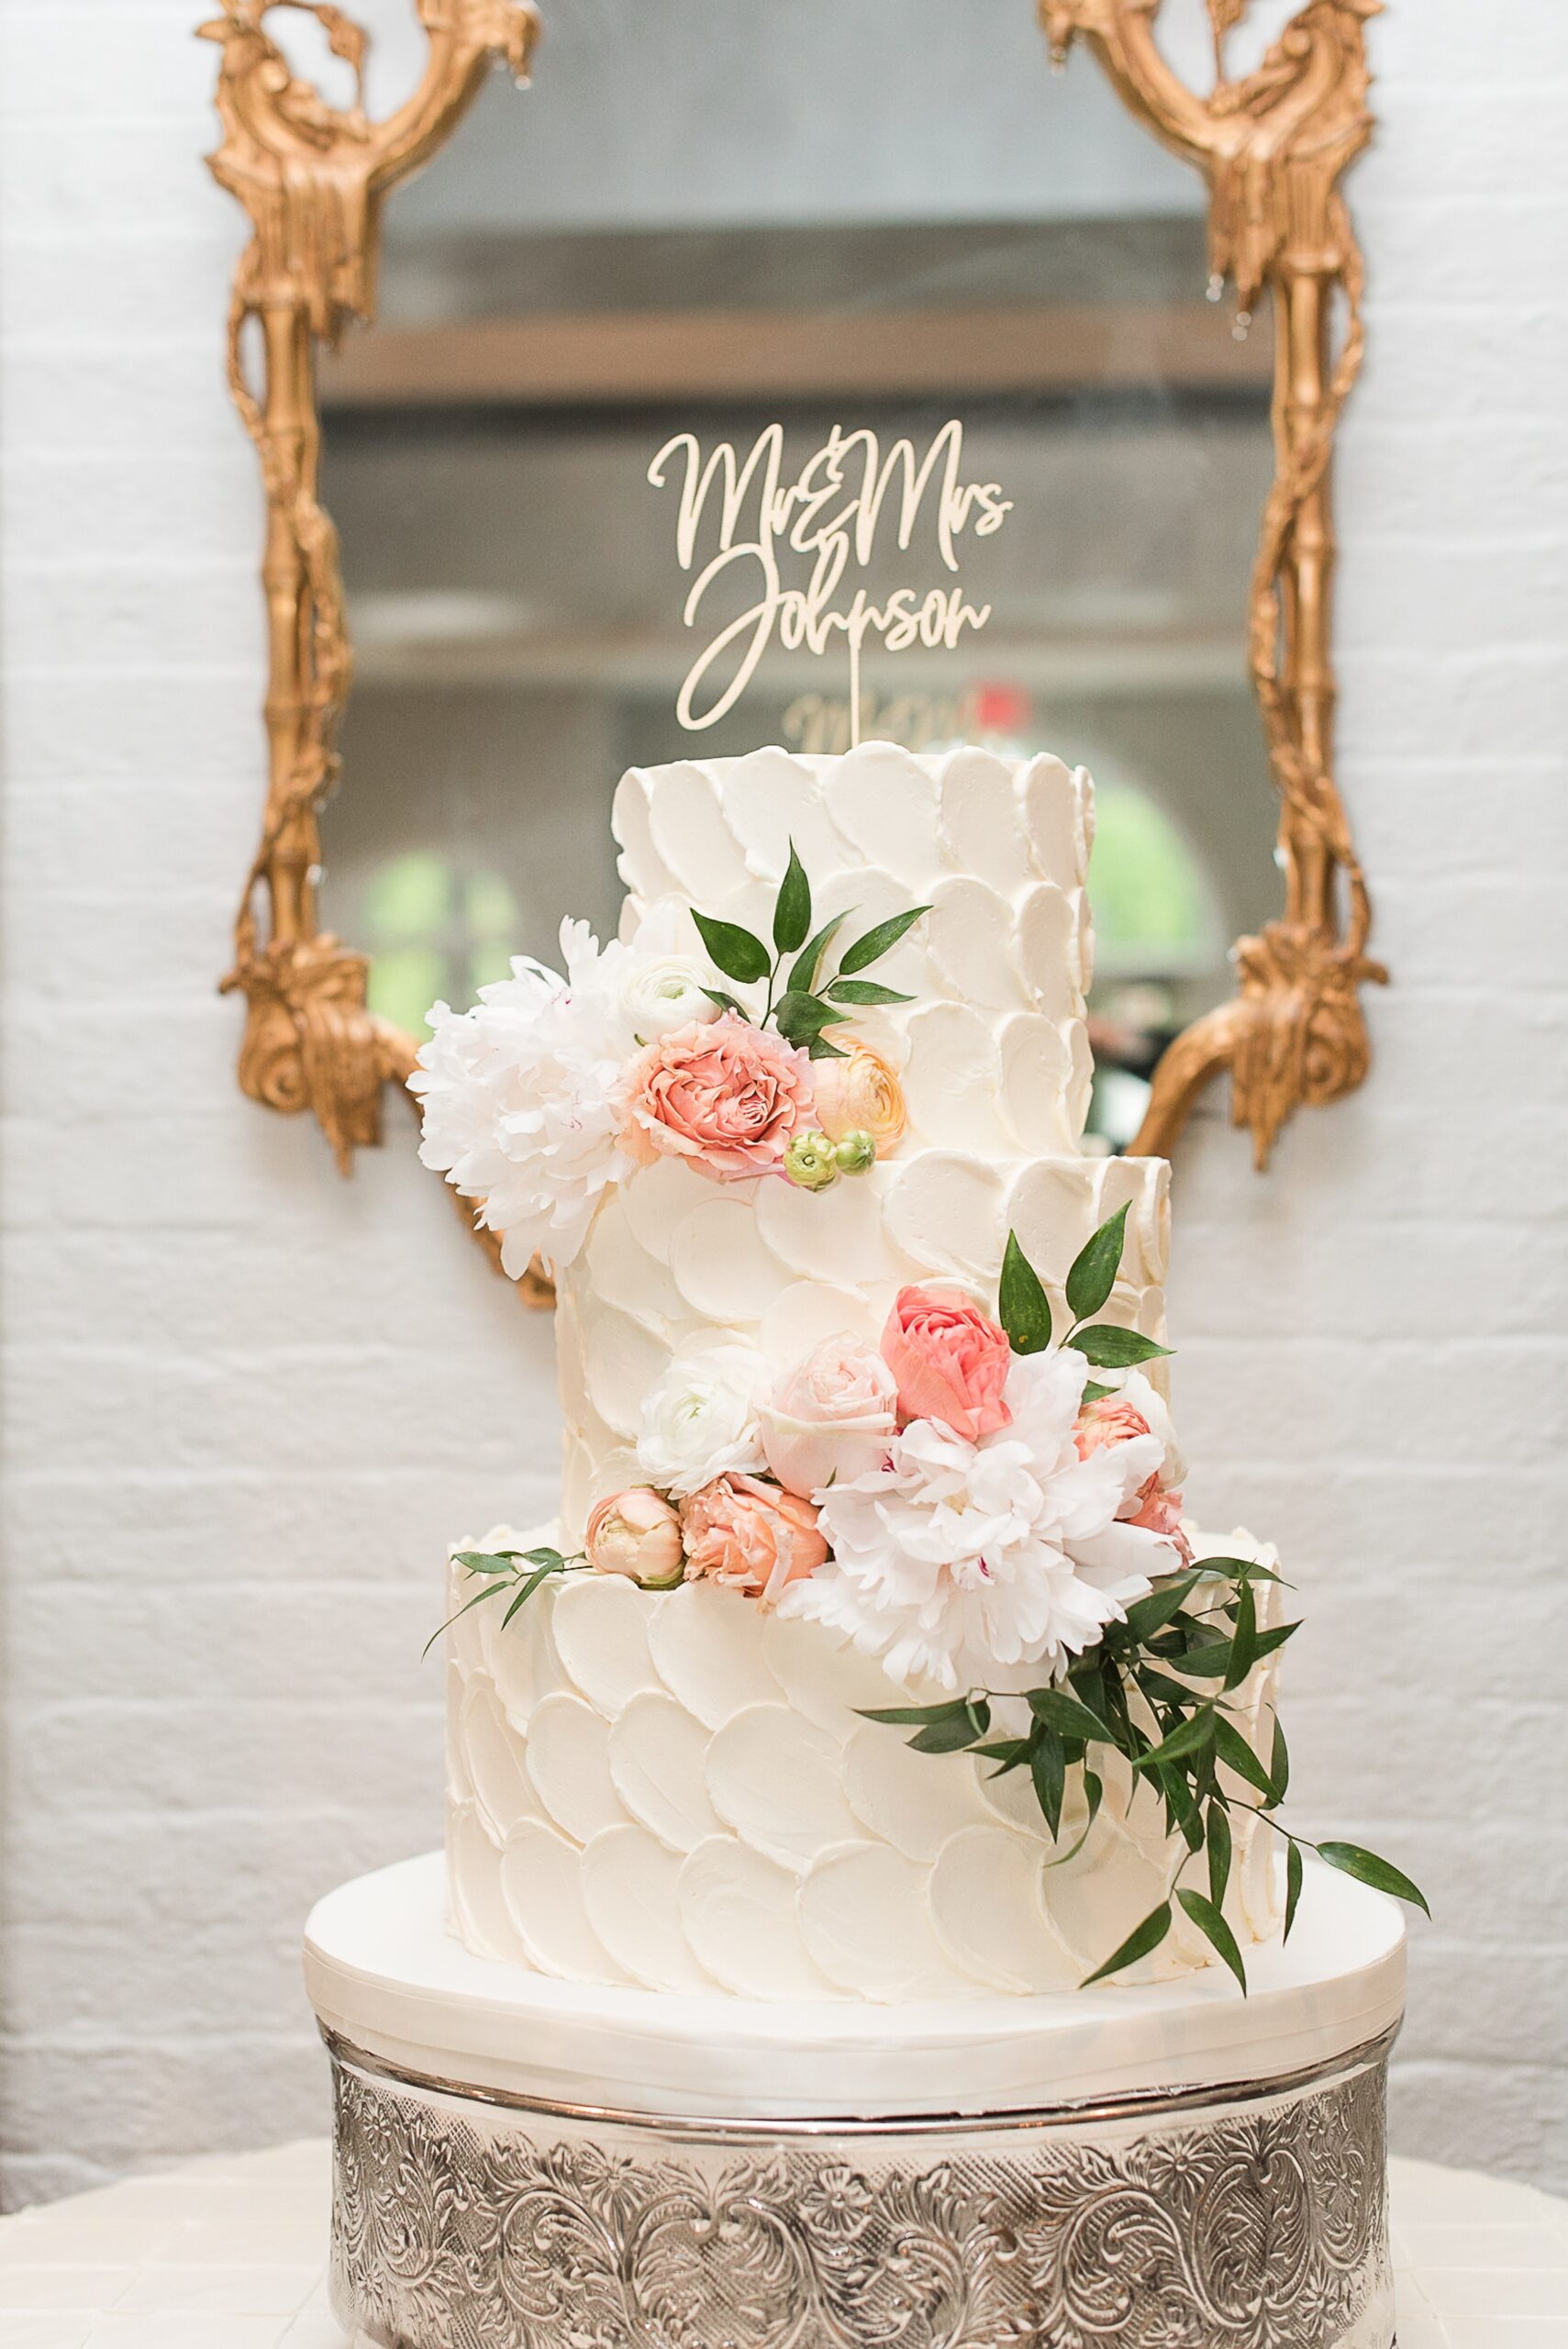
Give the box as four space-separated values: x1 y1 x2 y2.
650 419 1011 747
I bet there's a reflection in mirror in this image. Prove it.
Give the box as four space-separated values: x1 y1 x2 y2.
318 0 1276 1153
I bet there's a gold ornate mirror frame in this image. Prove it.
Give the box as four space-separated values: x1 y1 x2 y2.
204 0 1384 1297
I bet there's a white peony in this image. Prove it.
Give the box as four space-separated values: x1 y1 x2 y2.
783 1346 1186 1692
411 918 640 1277
637 1339 770 1497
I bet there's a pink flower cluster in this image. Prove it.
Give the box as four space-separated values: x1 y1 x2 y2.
585 1281 1186 1598
584 1475 826 1607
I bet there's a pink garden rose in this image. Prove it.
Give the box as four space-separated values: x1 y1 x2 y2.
760 1336 899 1498
585 1487 684 1586
881 1286 1013 1442
679 1473 828 1607
623 1015 814 1181
1074 1394 1192 1564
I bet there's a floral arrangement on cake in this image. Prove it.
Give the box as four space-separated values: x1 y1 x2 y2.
417 850 1426 1989
433 1197 1427 1990
411 845 920 1279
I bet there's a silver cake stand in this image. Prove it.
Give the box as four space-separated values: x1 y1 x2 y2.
306 1854 1405 2349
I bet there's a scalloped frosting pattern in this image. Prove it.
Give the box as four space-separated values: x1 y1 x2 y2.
548 744 1169 1540
446 1533 1284 2005
613 745 1095 1155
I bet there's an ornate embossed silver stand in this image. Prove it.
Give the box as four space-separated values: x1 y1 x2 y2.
324 2026 1396 2349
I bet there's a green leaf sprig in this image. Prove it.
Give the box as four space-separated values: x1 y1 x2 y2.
860 1199 1429 1989
422 1544 582 1659
691 841 929 1062
997 1206 1173 1370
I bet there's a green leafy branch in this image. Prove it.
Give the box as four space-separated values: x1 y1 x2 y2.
692 840 929 1062
861 1553 1427 1992
422 1544 580 1659
862 1201 1428 1989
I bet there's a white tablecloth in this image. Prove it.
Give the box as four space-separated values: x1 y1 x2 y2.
0 2141 1562 2347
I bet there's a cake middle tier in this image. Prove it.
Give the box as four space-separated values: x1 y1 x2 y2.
556 1148 1171 1540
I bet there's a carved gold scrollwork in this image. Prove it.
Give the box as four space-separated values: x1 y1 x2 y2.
206 0 1382 1275
203 0 539 1177
1044 0 1385 1163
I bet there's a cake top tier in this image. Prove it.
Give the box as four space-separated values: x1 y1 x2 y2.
612 744 1095 1160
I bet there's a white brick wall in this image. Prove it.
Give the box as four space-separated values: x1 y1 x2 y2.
0 0 1563 2204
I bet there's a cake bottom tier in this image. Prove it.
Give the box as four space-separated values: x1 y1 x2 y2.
306 1853 1403 2349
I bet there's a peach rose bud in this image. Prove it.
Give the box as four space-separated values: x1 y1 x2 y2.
809 1041 906 1157
679 1473 828 1609
881 1285 1013 1442
584 1487 684 1586
761 1336 898 1497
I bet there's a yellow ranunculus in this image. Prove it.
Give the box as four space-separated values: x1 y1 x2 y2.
810 1042 906 1157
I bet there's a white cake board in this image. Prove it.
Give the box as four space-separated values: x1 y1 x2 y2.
307 1853 1404 2348
305 1846 1404 2122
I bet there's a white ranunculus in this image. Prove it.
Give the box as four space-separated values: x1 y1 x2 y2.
619 896 730 1040
410 918 641 1277
637 1339 770 1497
621 955 723 1041
783 1346 1186 1692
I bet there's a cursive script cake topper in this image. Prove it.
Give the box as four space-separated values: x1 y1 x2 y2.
648 420 1012 743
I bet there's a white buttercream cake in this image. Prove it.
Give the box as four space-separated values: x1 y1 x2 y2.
425 744 1299 2006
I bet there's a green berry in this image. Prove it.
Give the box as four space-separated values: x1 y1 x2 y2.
833 1128 877 1174
784 1130 840 1191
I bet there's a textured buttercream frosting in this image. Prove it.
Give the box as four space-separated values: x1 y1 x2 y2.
548 743 1167 1541
447 1525 1284 2002
442 742 1278 2003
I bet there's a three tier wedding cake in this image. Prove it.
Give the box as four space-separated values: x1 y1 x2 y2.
306 741 1419 2349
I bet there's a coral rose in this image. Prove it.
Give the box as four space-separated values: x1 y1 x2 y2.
760 1336 898 1497
881 1286 1013 1442
679 1473 828 1608
584 1487 684 1586
809 1041 906 1156
623 1015 814 1181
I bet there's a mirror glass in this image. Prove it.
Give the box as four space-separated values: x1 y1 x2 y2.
318 0 1277 1151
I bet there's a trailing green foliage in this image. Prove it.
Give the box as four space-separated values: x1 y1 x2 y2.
422 1545 578 1660
857 1203 1428 1989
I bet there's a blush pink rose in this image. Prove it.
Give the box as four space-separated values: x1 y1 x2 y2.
584 1488 684 1586
881 1286 1013 1442
760 1337 898 1498
623 1016 814 1182
679 1473 829 1608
